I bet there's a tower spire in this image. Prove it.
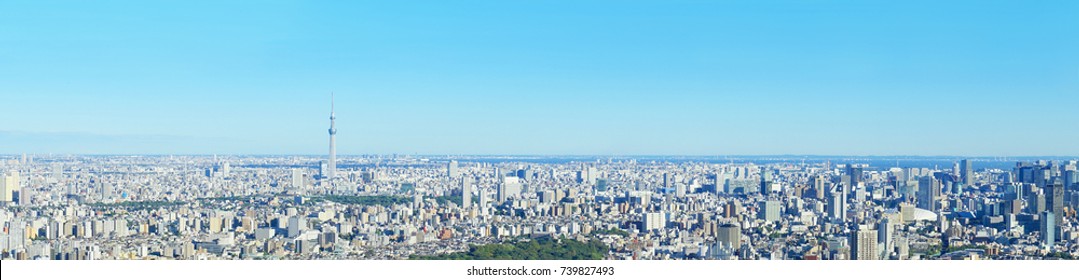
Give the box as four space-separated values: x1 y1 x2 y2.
327 92 337 180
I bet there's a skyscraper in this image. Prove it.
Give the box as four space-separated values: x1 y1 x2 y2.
327 93 337 180
960 159 974 186
917 176 940 212
849 225 878 260
292 169 305 191
760 169 774 194
878 218 895 259
758 200 781 222
717 224 741 249
51 163 63 183
497 176 521 203
1046 180 1064 228
1040 211 1055 249
447 160 459 178
827 184 846 222
714 172 728 195
845 164 865 187
461 177 473 209
1 171 20 203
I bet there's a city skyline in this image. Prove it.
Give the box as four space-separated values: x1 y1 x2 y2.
2 1 1078 156
6 1 1079 276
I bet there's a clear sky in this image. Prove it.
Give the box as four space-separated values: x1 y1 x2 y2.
1 0 1077 156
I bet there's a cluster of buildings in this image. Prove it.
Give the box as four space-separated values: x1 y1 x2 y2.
0 154 1076 260
1 98 1074 260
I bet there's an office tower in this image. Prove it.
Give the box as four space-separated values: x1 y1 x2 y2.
292 169 304 190
758 200 781 222
461 177 472 209
1 171 20 203
715 172 728 194
845 164 865 187
827 184 846 222
586 166 597 185
853 185 867 203
595 178 608 192
811 175 827 200
576 166 597 185
675 183 686 197
51 163 63 183
326 93 337 180
878 218 895 259
1028 192 1046 214
917 176 940 212
497 176 521 203
221 162 231 178
899 203 915 223
1065 170 1078 189
288 216 306 238
849 225 878 260
99 180 112 200
478 188 490 210
1040 211 1055 249
1046 181 1064 227
662 172 670 189
960 159 974 186
447 160 459 178
1034 166 1051 188
717 224 741 248
1015 162 1035 184
17 186 31 206
760 169 774 194
643 212 666 231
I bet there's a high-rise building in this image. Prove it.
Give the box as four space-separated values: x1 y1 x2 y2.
917 176 941 212
827 184 846 222
758 200 781 222
1046 180 1064 227
643 212 666 231
760 169 774 194
447 160 459 178
811 175 827 200
221 162 231 178
845 164 865 187
461 177 473 209
849 225 878 260
662 172 670 189
1 171 20 203
960 159 974 186
878 218 895 259
1015 162 1036 184
288 216 306 238
497 176 521 203
478 188 490 210
51 163 63 183
1040 211 1055 249
326 93 337 180
715 172 728 195
717 224 741 249
292 169 305 190
1065 170 1078 189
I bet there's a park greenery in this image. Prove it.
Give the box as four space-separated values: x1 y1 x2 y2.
411 237 608 260
313 195 410 206
87 200 185 210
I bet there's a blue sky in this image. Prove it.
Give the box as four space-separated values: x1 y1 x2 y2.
1 0 1077 156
